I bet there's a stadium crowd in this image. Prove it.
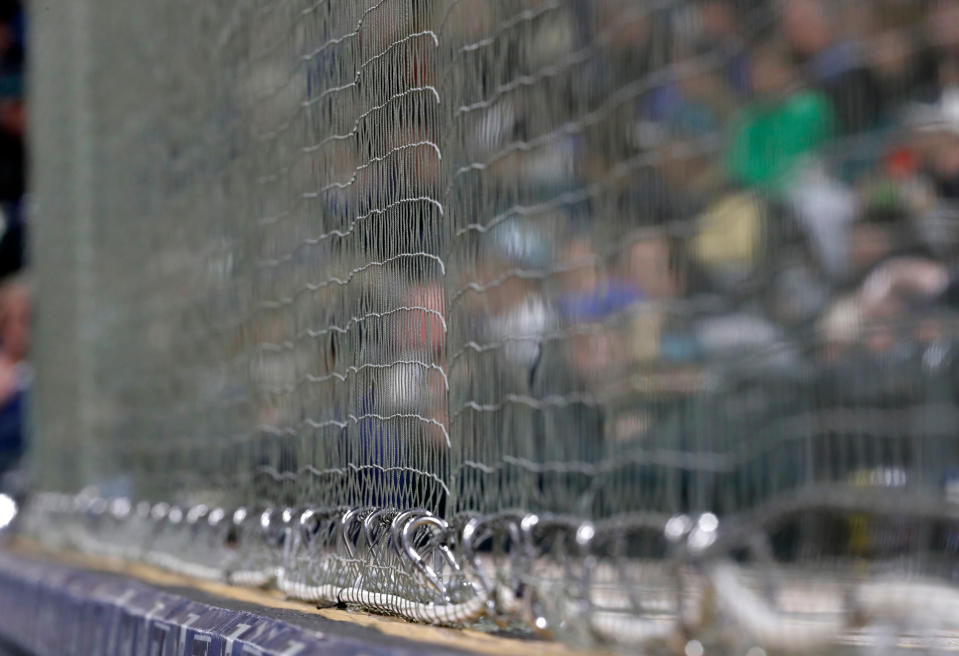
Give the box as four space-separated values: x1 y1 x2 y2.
430 0 959 517
533 0 959 374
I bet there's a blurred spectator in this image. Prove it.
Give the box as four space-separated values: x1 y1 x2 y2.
700 0 751 96
867 20 938 118
691 191 764 289
927 0 959 92
785 160 858 280
0 276 28 476
782 0 880 133
847 197 931 281
861 256 951 313
924 126 959 199
726 39 835 191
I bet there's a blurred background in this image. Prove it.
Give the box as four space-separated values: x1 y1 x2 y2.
0 0 24 494
19 0 959 511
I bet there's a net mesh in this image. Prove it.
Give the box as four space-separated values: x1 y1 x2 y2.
24 0 959 651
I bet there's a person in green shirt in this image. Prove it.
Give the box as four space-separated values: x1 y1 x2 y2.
727 40 837 192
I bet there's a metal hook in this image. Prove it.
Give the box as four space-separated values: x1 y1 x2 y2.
186 504 209 533
298 507 319 545
258 507 287 548
135 500 152 520
401 514 458 601
363 508 397 559
340 507 370 559
461 515 495 596
389 509 430 558
204 506 227 547
232 507 248 527
207 507 226 528
512 513 555 637
109 498 132 521
339 507 379 587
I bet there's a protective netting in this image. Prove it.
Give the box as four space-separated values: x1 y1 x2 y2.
24 0 959 652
